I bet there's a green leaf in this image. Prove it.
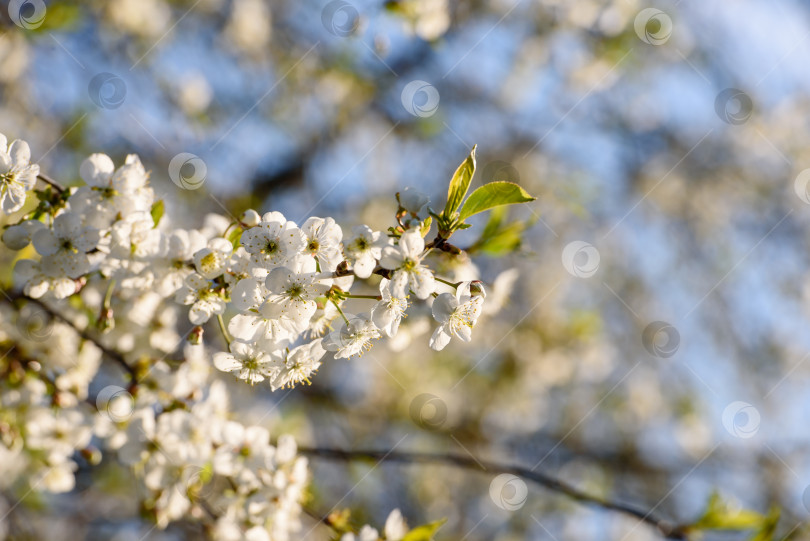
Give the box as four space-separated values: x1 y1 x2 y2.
692 493 765 531
150 200 165 228
469 206 531 256
749 508 780 541
443 145 477 217
457 181 535 221
402 519 447 541
419 216 432 237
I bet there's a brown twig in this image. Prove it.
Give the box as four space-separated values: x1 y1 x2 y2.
36 173 66 193
6 293 136 380
298 446 688 540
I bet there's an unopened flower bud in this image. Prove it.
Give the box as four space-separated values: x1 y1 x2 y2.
398 187 430 215
240 209 261 228
188 326 204 345
80 446 103 466
97 307 115 333
2 220 45 250
470 280 487 298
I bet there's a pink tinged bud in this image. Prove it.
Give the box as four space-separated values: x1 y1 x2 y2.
188 325 204 345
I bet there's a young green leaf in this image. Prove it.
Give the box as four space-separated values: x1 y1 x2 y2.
692 492 765 531
419 216 432 237
402 518 447 541
468 206 532 256
443 145 477 217
457 181 535 221
150 200 165 228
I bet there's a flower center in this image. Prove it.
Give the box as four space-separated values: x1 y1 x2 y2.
243 357 260 371
200 252 219 271
402 258 417 271
287 283 304 299
307 239 320 253
264 239 278 254
450 303 478 329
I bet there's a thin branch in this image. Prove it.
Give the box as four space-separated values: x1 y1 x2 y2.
36 173 66 193
298 446 688 540
302 506 338 531
6 293 137 380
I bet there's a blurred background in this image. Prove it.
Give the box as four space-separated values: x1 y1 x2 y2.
2 0 810 539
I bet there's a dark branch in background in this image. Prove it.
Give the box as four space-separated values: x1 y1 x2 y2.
37 173 66 193
6 293 136 380
298 446 688 540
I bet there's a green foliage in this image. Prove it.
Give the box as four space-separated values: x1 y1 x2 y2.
457 181 535 221
467 206 533 256
31 2 82 33
435 146 535 241
419 216 432 237
402 518 447 541
444 145 476 218
150 200 164 228
688 492 781 541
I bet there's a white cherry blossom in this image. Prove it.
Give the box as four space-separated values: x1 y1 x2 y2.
325 314 381 359
429 281 486 351
176 272 227 324
214 340 282 384
241 211 305 268
193 237 234 279
379 228 436 299
32 213 100 278
343 224 387 278
301 216 343 271
263 256 332 324
0 136 39 214
371 278 409 337
271 339 327 390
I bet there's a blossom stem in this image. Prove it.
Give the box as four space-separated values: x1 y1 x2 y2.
435 276 459 288
331 300 350 325
103 279 116 310
216 314 232 346
342 294 381 300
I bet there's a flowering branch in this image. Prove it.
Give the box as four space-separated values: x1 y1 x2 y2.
299 446 688 540
0 135 541 538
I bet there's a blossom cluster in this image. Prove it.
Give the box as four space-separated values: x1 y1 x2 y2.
0 133 521 538
4 142 487 394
